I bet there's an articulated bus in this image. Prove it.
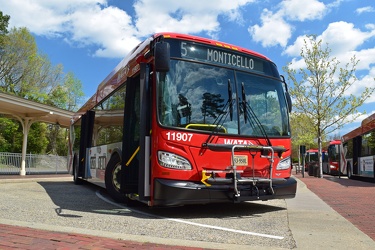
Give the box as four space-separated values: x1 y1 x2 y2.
68 33 296 206
342 113 375 181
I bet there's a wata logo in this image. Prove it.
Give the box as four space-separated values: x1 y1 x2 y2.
223 139 254 145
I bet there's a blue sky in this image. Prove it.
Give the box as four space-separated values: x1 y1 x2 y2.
1 0 375 136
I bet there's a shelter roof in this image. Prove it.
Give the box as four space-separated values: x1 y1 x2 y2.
0 92 74 128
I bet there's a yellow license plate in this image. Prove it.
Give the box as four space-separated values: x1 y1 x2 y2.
233 155 248 166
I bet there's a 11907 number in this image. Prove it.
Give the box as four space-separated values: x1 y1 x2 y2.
166 132 193 142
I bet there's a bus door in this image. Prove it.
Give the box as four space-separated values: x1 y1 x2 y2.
121 73 145 198
352 136 361 175
138 63 152 201
78 110 95 179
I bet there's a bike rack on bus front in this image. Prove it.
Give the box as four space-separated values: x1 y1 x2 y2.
202 144 282 200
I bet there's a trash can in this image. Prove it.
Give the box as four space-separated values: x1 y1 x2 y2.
308 164 314 176
313 165 320 177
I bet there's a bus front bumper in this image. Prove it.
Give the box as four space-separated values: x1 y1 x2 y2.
153 176 297 206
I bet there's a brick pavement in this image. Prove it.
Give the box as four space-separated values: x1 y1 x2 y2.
0 223 204 250
295 172 375 241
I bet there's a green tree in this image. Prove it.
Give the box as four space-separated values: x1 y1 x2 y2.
0 27 64 102
0 117 19 152
0 11 10 46
0 27 84 109
290 112 318 161
47 72 84 111
0 26 84 155
27 123 49 153
284 35 375 177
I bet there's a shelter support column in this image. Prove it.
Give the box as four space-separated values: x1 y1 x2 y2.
18 117 34 176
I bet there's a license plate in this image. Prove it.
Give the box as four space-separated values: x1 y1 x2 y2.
233 155 248 166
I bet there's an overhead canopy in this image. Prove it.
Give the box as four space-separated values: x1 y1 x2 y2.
0 92 75 175
0 92 74 128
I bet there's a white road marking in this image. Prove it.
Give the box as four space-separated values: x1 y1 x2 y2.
96 191 284 240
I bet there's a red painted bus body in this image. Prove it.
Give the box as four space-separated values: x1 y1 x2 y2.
68 33 296 206
326 140 345 175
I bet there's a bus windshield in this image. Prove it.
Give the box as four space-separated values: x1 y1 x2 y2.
157 59 290 137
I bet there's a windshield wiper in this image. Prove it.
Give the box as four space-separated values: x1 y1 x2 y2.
241 82 247 124
241 82 272 147
228 79 233 121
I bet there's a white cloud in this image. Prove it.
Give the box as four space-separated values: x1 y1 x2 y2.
353 67 375 103
353 48 375 71
67 5 139 57
1 0 136 57
318 21 375 54
285 22 375 67
248 0 329 48
356 6 375 15
134 0 254 37
0 0 254 58
284 35 309 57
280 0 326 21
248 9 292 47
1 0 109 36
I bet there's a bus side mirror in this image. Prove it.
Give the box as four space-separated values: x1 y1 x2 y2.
286 92 292 113
154 42 170 72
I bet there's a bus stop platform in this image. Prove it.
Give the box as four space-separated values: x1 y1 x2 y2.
0 173 374 249
291 172 375 241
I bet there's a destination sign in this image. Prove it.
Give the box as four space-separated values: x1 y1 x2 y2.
179 41 264 73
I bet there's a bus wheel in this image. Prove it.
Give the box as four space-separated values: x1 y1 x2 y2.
73 155 82 185
105 153 125 202
347 164 352 179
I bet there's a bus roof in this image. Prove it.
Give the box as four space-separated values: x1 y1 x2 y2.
72 32 274 123
329 140 341 145
361 112 375 135
342 112 375 142
342 126 362 142
156 32 270 61
361 112 375 127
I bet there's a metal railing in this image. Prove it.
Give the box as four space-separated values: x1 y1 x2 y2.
0 152 68 175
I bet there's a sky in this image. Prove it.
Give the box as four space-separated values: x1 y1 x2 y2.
1 0 375 136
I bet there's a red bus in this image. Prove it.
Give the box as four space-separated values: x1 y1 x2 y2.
68 33 296 206
342 113 375 180
326 140 346 175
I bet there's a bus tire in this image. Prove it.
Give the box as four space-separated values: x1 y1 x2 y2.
347 163 352 179
73 154 83 185
105 153 126 203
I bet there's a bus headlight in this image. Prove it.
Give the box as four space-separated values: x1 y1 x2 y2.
158 151 192 170
276 157 291 170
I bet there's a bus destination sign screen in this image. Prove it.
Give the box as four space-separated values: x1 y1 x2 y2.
178 41 264 73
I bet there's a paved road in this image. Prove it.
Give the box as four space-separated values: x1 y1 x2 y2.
0 174 374 249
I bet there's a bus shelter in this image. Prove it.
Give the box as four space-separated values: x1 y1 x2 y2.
0 92 74 175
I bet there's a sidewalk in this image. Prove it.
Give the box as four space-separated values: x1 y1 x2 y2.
294 172 375 241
